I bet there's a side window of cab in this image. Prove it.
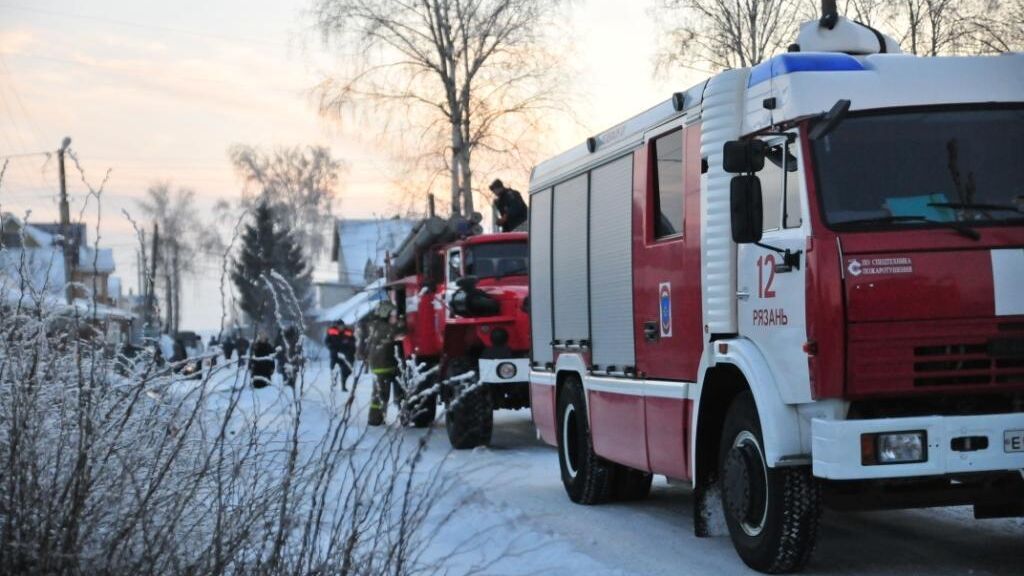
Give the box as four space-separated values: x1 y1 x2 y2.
447 249 462 283
760 141 803 231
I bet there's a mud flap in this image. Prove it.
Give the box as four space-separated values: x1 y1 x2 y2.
694 478 728 537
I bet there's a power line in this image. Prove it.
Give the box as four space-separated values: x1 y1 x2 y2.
0 53 49 148
0 150 52 160
0 52 307 94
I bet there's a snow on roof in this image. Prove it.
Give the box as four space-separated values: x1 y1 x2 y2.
0 246 67 294
335 218 416 287
79 246 115 274
1 285 134 321
1 212 57 248
316 277 388 324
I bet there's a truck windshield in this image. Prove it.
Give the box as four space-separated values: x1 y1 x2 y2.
812 107 1024 231
465 241 528 279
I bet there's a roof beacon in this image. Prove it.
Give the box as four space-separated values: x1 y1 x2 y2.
797 0 902 55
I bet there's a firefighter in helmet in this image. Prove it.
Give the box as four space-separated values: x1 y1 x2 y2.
366 302 404 426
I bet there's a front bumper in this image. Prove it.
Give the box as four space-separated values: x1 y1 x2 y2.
478 358 530 385
812 412 1024 480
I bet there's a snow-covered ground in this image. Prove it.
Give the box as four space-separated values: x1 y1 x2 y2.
227 358 1022 575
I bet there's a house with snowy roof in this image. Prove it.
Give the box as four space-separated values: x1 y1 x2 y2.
1 212 120 305
316 216 416 312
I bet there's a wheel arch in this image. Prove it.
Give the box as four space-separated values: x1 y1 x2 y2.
693 339 803 486
554 352 589 413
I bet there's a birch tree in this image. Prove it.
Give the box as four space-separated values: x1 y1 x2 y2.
229 145 343 261
652 0 807 71
137 183 198 334
312 0 566 217
653 0 1017 74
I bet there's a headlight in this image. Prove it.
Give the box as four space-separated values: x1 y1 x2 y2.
861 431 927 465
497 361 517 379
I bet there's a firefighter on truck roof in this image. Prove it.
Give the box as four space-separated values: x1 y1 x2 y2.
489 178 528 232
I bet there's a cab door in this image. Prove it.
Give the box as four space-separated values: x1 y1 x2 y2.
735 132 812 404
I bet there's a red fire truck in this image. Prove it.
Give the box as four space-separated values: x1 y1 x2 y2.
387 217 531 449
527 5 1024 573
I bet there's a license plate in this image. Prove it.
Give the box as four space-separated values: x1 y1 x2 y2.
1006 430 1024 453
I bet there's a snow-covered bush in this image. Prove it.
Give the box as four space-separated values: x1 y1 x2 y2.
0 280 451 575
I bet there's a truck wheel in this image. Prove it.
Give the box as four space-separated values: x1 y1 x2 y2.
445 357 493 449
557 375 613 504
612 464 653 501
719 391 821 573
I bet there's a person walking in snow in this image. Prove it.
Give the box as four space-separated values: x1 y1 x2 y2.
236 334 250 360
489 178 528 232
367 305 404 426
222 333 235 361
325 321 356 391
249 332 275 389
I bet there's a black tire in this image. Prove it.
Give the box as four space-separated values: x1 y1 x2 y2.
557 375 613 504
612 464 653 501
719 391 821 574
445 357 493 449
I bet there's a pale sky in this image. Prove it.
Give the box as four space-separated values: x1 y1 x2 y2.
0 0 703 330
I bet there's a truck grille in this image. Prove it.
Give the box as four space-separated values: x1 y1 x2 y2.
913 341 1024 387
847 320 1024 396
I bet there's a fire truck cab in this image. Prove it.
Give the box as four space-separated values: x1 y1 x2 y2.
528 9 1024 573
388 220 531 449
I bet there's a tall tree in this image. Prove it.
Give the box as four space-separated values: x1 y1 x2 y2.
229 145 343 261
231 201 312 330
137 183 198 334
312 0 566 217
652 0 1014 74
961 0 1024 53
652 0 807 71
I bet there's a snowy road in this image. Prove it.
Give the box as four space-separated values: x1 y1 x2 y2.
278 359 1022 575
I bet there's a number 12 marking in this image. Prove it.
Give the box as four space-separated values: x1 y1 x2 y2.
757 254 776 299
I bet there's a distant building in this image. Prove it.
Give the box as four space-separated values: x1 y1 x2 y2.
316 216 416 311
1 214 120 304
1 212 134 344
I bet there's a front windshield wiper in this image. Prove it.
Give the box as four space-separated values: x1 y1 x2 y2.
833 215 980 240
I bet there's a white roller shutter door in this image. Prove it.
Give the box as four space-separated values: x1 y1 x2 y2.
589 155 635 368
552 175 589 343
529 188 554 363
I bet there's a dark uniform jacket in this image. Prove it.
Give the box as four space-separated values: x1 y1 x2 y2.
250 339 275 380
325 326 357 360
495 188 528 232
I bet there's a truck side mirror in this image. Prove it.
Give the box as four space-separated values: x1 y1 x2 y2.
723 140 767 173
730 176 764 244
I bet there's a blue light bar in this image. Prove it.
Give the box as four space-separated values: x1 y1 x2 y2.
748 53 864 87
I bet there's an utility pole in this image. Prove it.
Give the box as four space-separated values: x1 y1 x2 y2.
58 137 73 304
145 222 159 335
